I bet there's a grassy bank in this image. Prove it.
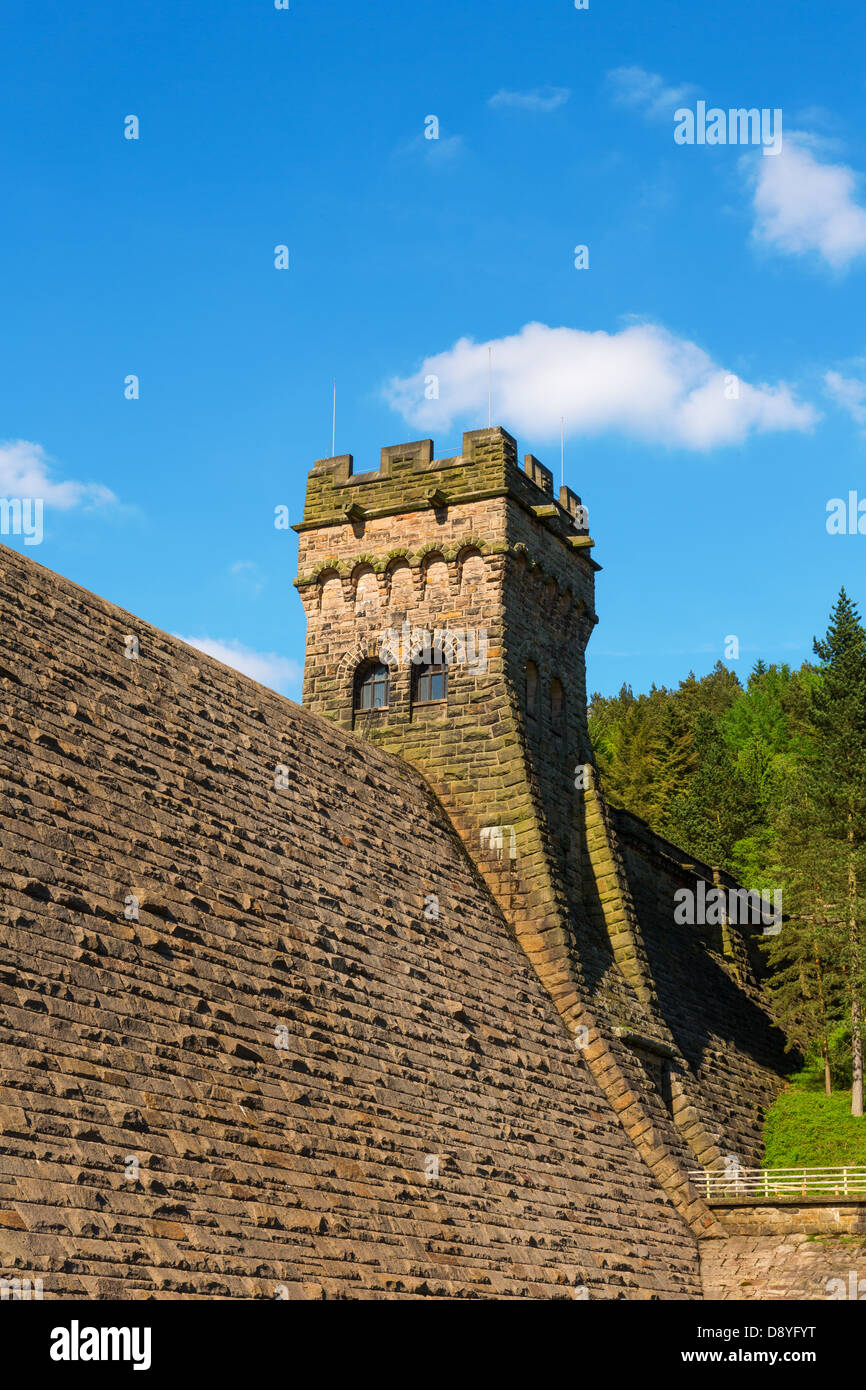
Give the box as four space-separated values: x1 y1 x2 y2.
763 1081 866 1168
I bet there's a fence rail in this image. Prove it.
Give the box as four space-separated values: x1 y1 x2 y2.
689 1166 866 1199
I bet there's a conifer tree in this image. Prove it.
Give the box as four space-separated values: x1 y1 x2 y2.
807 589 866 1115
661 710 756 870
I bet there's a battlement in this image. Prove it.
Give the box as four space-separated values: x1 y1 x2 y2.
296 425 590 549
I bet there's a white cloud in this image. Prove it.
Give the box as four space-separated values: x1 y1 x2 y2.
229 560 264 595
175 635 301 695
749 134 866 270
489 86 570 113
825 369 866 425
607 65 694 121
0 439 117 508
384 322 817 451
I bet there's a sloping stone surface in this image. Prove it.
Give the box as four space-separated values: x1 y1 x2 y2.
0 544 700 1299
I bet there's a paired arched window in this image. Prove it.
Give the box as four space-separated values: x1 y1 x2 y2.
354 661 390 711
414 660 447 704
525 663 566 725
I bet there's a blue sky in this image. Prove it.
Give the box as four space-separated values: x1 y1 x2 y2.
2 0 865 699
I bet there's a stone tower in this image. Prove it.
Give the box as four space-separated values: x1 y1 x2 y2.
294 425 597 931
294 425 788 1238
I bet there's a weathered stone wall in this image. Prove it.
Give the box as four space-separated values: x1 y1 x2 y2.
702 1234 866 1300
0 542 703 1300
701 1202 866 1300
710 1200 866 1237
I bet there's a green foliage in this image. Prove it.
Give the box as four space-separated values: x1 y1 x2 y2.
763 1074 866 1168
589 591 866 1118
662 709 758 871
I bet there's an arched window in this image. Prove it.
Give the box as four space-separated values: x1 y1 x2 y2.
354 661 390 711
414 660 447 704
525 661 538 715
551 678 564 728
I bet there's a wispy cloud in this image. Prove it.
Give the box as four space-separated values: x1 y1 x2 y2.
489 86 570 113
384 321 818 451
175 635 301 696
0 439 117 509
747 133 866 271
229 560 265 596
607 65 694 121
825 368 866 426
392 131 464 167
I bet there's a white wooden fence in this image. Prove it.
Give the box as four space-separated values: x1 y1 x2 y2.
689 1166 866 1199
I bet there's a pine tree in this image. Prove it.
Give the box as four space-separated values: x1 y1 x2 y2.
764 782 846 1092
661 710 757 870
807 589 866 1116
649 700 695 825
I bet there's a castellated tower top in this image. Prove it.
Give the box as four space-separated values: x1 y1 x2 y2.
295 425 596 565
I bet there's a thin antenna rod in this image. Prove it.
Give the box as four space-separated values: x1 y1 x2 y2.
560 416 565 488
487 346 492 428
332 378 336 456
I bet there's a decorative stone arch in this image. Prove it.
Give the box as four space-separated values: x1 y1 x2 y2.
335 635 386 721
421 551 450 600
385 556 414 607
352 564 380 613
352 657 390 716
457 546 486 593
317 569 344 614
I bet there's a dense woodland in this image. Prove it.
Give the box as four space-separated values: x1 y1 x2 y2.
588 589 866 1123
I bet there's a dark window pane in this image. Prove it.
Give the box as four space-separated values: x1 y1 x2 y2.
416 662 446 703
355 662 389 710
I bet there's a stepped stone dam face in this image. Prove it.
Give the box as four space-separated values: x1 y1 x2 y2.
0 541 699 1298
0 427 853 1300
